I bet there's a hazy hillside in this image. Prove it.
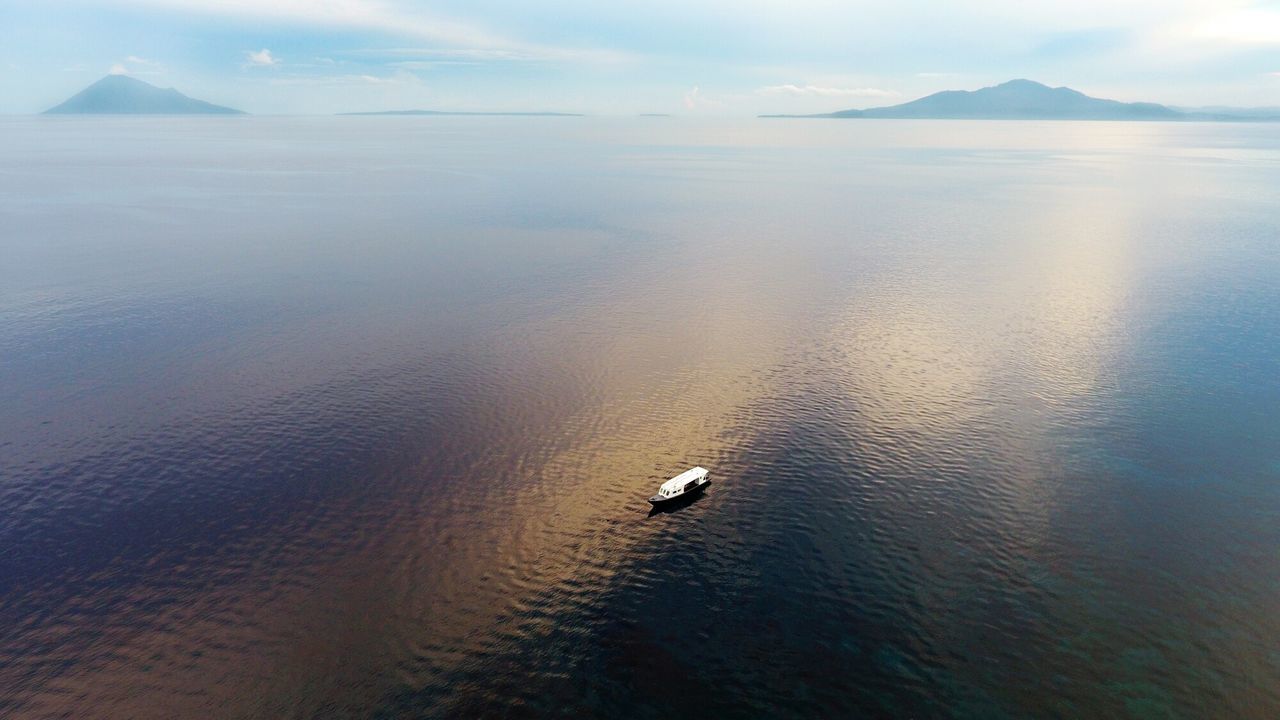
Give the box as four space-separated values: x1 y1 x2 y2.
45 75 244 115
764 80 1278 121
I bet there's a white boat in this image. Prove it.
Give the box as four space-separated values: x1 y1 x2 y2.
648 466 710 506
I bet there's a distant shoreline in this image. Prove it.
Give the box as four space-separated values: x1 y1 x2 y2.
337 110 584 117
759 114 1280 123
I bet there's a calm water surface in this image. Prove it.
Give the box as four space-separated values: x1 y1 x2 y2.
1 117 1278 718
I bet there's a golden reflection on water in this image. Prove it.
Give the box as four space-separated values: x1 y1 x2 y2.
25 194 808 718
375 212 817 706
833 171 1153 434
824 176 1145 591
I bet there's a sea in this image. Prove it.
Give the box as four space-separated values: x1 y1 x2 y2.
1 116 1278 718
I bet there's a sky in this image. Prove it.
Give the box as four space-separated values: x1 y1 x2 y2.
2 0 1279 114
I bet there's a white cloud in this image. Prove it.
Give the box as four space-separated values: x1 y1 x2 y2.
347 46 627 64
259 70 421 87
99 0 628 63
683 85 701 109
680 85 729 111
107 55 164 75
245 48 279 67
757 84 898 99
1191 8 1280 44
389 60 477 70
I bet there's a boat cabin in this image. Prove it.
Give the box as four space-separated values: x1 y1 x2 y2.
655 466 709 499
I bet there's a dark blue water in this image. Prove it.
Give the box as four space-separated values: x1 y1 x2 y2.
2 117 1278 718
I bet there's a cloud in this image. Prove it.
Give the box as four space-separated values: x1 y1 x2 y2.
107 55 164 76
1191 8 1280 45
756 84 898 99
683 86 701 109
389 60 478 70
262 72 421 87
103 0 628 64
345 46 628 64
680 85 728 111
245 48 279 67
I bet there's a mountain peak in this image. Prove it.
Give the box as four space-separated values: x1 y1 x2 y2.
997 78 1050 89
993 78 1044 87
44 75 244 115
98 73 145 85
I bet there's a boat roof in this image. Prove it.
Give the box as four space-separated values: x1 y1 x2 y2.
659 466 708 492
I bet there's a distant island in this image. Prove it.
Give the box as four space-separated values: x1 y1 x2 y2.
762 79 1280 121
339 110 583 117
45 75 244 115
1173 105 1280 119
